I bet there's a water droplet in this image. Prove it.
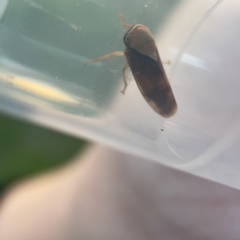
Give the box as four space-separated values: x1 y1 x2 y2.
144 4 148 7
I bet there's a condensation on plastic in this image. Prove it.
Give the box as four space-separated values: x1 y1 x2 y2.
0 0 240 189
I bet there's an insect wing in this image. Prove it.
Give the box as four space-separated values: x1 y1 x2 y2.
124 47 177 118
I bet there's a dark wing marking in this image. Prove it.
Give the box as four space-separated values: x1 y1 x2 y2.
124 47 177 118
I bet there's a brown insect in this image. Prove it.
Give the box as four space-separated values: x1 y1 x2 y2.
84 14 177 118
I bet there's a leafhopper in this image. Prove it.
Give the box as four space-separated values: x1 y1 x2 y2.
85 15 177 118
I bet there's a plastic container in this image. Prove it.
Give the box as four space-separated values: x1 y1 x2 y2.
0 0 240 189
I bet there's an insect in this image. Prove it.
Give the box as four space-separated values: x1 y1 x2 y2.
84 14 177 118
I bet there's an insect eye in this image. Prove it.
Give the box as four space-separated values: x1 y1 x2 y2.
124 33 130 44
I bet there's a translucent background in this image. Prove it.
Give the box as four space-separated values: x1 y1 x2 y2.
0 0 240 189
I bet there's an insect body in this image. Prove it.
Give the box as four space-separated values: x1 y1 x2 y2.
84 15 177 118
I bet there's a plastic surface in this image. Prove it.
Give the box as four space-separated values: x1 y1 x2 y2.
0 0 240 189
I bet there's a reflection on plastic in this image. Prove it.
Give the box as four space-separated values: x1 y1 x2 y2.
0 72 78 103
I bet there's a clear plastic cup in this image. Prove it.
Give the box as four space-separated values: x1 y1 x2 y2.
0 0 240 189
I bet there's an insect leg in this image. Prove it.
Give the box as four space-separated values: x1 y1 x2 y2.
119 14 133 29
84 51 124 66
120 62 129 95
